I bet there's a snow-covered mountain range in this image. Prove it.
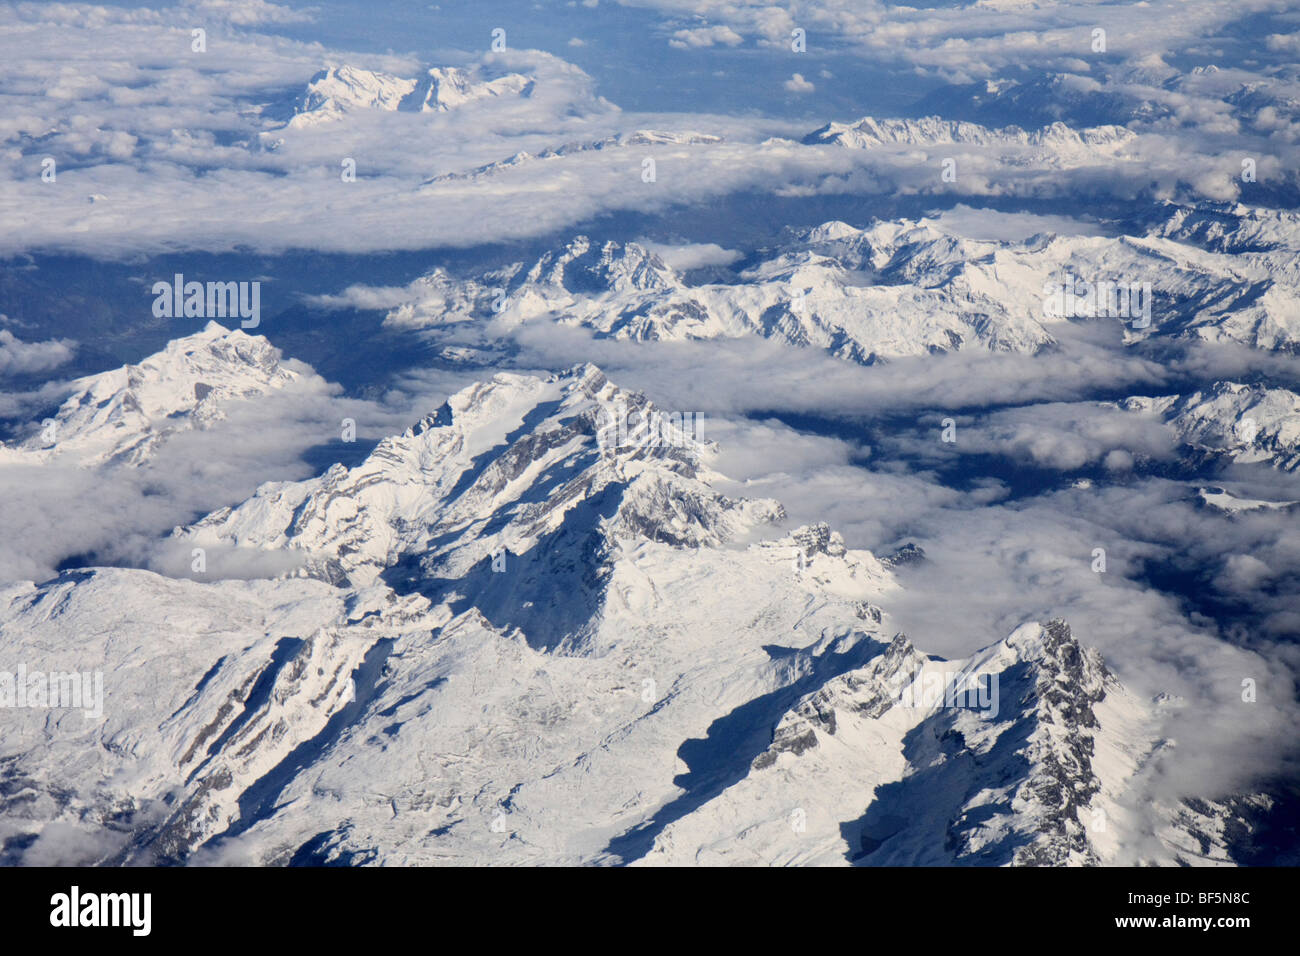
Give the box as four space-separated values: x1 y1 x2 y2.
2 0 1297 876
0 347 1283 865
913 64 1300 138
371 200 1300 362
0 322 301 468
803 115 1138 166
281 64 534 129
421 129 725 185
1121 382 1300 473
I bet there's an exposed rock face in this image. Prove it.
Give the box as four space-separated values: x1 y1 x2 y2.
0 347 1281 866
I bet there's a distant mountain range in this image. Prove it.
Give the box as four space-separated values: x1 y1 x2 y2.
364 200 1300 362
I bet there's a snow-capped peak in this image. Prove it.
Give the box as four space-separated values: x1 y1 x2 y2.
641 618 1233 866
282 64 533 128
804 114 1137 153
7 322 298 468
181 364 781 592
415 66 533 112
298 65 417 117
1122 381 1300 471
523 237 680 295
1 353 1274 866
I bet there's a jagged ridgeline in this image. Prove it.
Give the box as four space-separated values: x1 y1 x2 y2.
0 347 1282 865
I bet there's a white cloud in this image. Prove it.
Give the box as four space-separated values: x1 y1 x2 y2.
0 369 441 583
0 4 1287 258
0 329 76 376
784 72 815 94
932 204 1109 241
0 0 1297 866
669 25 744 49
301 283 426 311
636 240 743 270
180 0 316 26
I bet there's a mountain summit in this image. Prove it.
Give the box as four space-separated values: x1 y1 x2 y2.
0 357 1276 865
